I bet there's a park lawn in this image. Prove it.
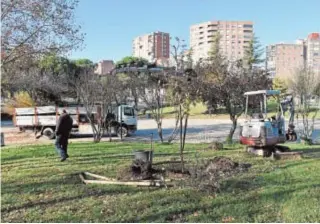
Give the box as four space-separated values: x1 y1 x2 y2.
1 141 320 222
141 101 320 120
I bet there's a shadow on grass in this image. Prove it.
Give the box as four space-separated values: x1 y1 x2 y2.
130 184 315 223
1 174 156 214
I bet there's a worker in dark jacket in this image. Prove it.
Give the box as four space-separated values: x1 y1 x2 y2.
55 109 73 161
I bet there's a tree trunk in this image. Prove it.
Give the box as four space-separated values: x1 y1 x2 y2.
157 121 163 143
227 116 237 143
179 105 184 173
167 106 180 143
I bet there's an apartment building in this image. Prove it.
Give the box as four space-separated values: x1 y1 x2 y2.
190 20 254 63
266 32 320 79
266 43 305 79
306 33 320 74
132 31 170 62
94 60 115 75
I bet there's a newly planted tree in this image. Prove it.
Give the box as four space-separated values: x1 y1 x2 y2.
288 68 320 144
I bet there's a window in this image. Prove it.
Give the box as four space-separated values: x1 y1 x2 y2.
200 32 204 34
243 24 253 28
199 26 203 29
243 30 252 33
199 42 203 45
124 107 134 116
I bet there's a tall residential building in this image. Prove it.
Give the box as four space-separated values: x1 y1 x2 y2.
94 60 115 75
132 31 170 62
306 33 320 74
266 43 305 79
190 20 254 62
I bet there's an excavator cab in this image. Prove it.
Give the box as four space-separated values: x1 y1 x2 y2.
240 90 286 149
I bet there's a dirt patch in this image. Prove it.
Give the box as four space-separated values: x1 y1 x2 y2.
116 160 164 181
152 157 251 192
206 141 224 150
187 157 251 192
115 157 251 192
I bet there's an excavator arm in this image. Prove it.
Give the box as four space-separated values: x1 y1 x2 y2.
280 95 297 141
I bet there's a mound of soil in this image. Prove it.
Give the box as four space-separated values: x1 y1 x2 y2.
207 142 224 150
116 159 164 181
187 157 251 192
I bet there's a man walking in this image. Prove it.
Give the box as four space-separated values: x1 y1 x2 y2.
55 109 73 162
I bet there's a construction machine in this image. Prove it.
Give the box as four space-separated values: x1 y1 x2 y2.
239 90 297 157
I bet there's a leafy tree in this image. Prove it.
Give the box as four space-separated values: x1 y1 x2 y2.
115 56 148 68
201 33 271 143
1 0 84 73
243 35 264 70
3 91 35 115
273 77 288 97
73 59 95 69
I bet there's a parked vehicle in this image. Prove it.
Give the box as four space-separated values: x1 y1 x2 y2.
13 104 137 139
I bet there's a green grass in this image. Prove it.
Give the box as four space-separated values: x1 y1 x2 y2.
1 142 320 222
140 101 320 120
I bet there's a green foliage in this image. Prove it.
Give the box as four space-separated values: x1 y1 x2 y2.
73 58 95 68
243 35 265 69
1 142 320 222
4 91 36 115
116 56 148 67
273 77 288 97
39 53 72 75
208 32 223 60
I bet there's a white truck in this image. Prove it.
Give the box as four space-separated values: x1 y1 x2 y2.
13 104 137 139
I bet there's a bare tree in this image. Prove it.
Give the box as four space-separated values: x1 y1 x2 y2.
136 70 169 143
73 69 114 142
288 68 320 144
166 37 190 143
1 0 84 94
168 68 200 172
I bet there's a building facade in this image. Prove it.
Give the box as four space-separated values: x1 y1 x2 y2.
306 33 320 74
132 31 170 62
266 43 305 79
190 20 254 63
266 32 320 79
94 60 115 75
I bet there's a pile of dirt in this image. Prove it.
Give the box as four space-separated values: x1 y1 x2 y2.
116 159 164 181
206 141 224 150
116 157 250 192
187 156 251 192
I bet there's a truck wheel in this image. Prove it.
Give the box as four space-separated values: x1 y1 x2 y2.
117 126 128 137
42 127 55 139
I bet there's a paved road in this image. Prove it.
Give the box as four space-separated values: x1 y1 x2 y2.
127 118 320 144
2 118 320 145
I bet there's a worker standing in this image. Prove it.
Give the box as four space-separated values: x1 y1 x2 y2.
55 109 73 162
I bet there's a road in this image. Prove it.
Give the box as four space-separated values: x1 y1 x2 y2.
1 118 320 145
127 118 320 144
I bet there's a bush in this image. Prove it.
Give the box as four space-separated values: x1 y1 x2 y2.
3 91 35 115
